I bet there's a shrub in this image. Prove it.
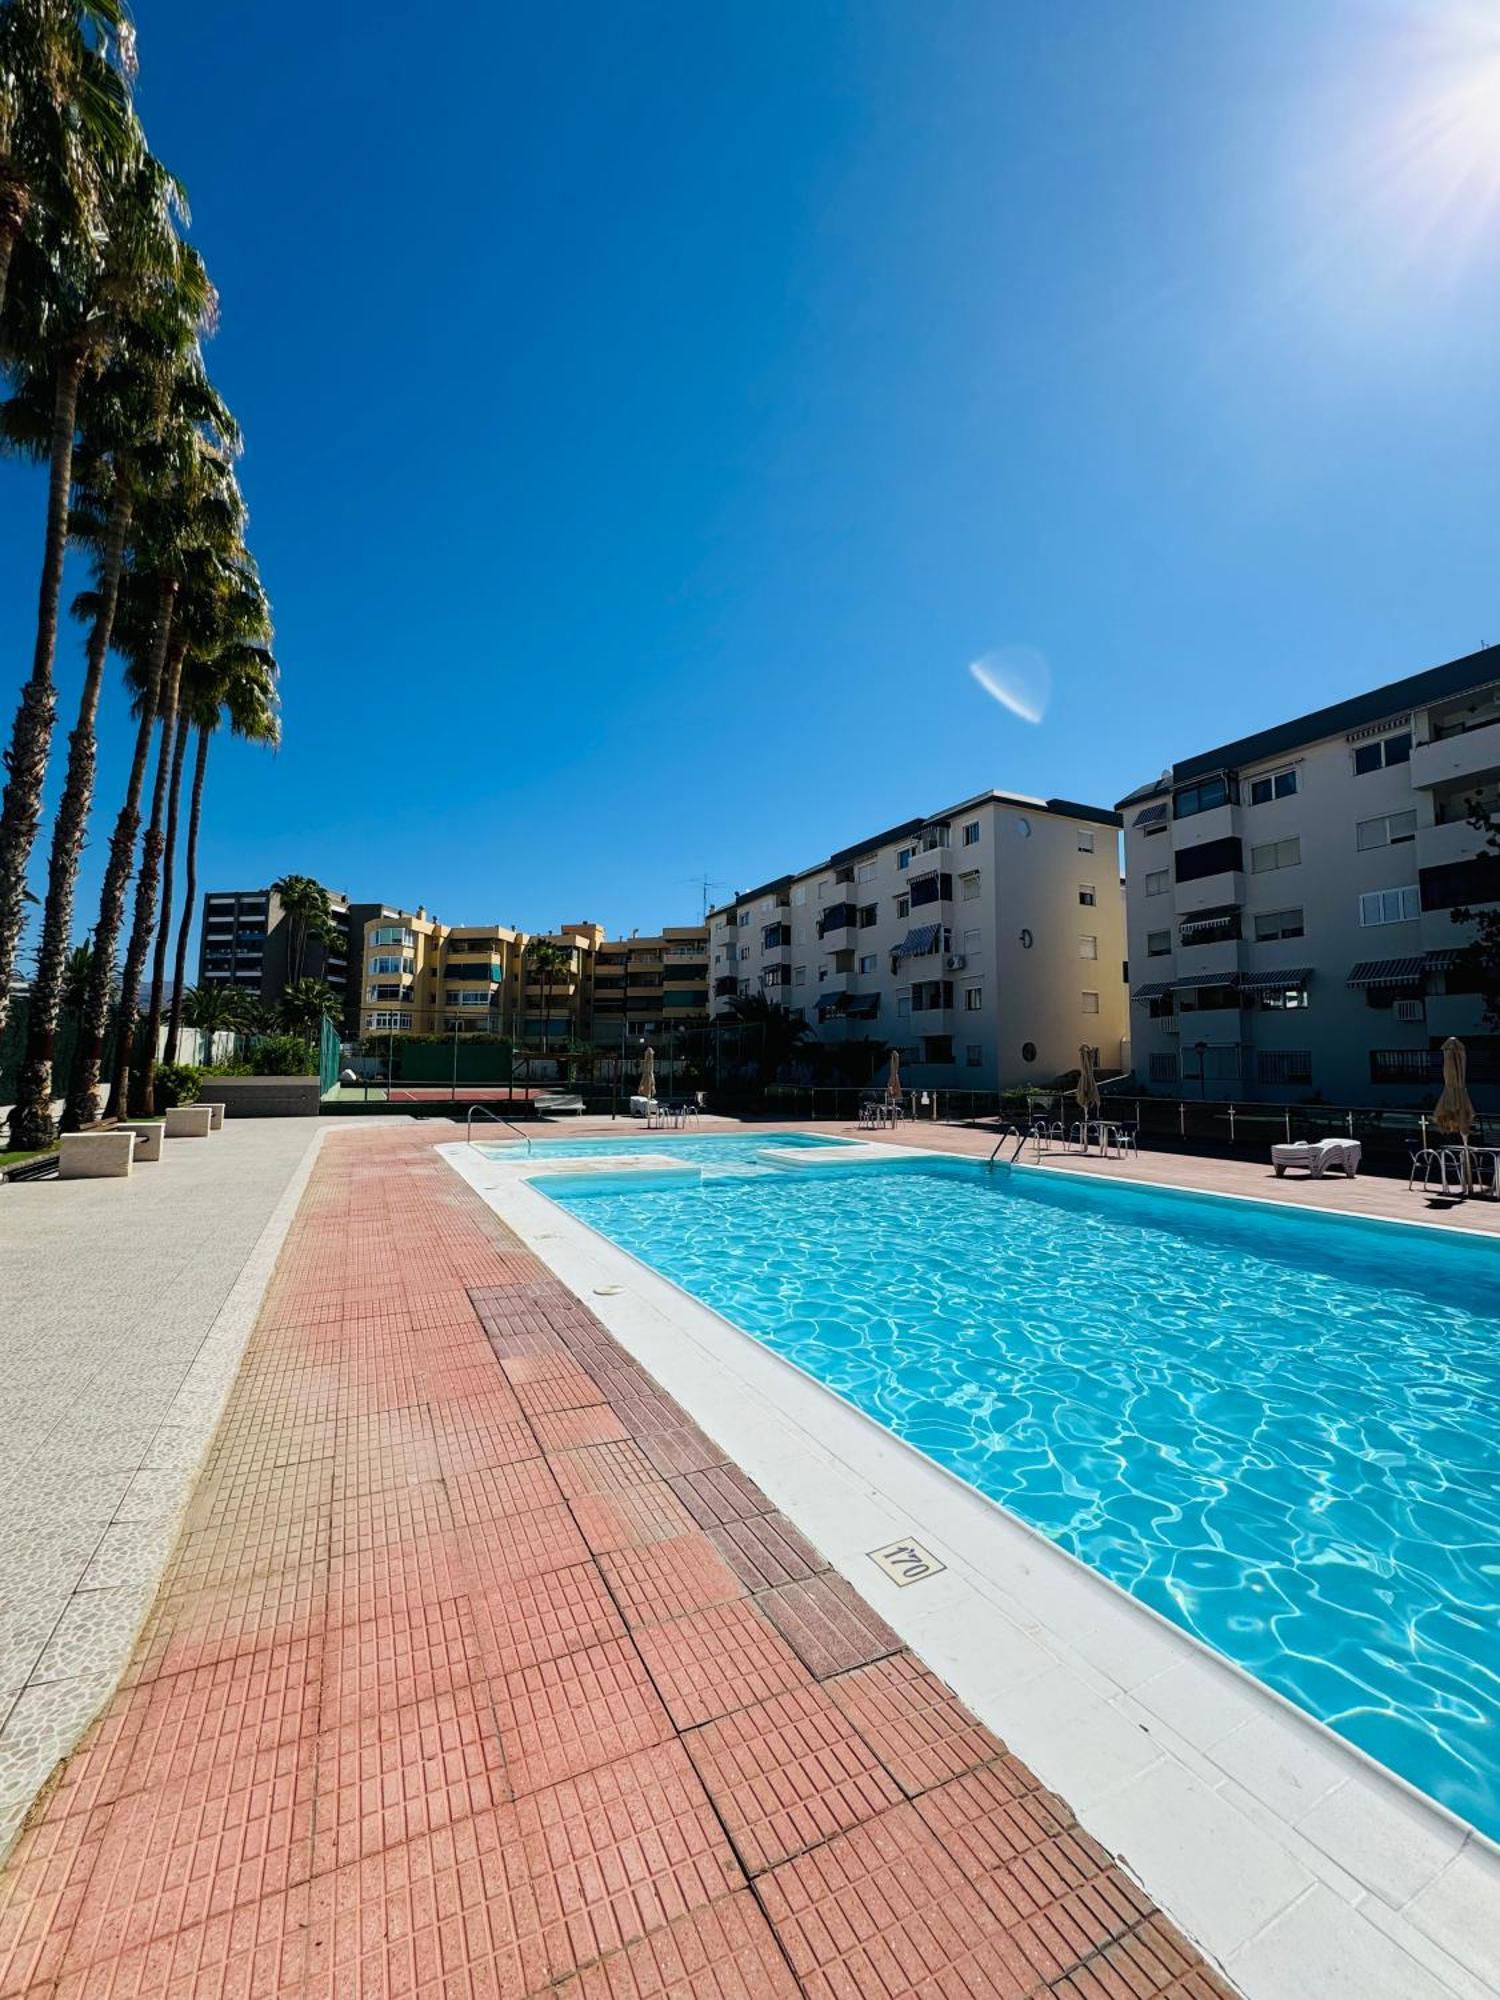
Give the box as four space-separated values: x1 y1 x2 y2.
197 1058 254 1077
251 1035 318 1076
153 1062 202 1108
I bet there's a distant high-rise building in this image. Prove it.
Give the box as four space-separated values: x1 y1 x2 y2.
196 884 385 1031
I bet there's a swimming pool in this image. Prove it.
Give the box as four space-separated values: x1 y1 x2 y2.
542 1153 1500 1840
475 1131 855 1165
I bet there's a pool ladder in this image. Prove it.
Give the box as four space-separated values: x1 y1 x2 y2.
986 1124 1028 1168
466 1104 532 1156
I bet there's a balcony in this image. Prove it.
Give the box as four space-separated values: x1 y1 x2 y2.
816 904 857 943
713 975 738 999
908 872 953 909
1177 907 1241 948
1410 715 1500 791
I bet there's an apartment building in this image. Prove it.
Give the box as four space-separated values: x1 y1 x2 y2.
197 884 385 1031
592 927 710 1055
357 913 609 1047
1119 644 1500 1105
708 791 1127 1091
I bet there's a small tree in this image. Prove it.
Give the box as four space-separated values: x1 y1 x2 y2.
278 976 338 1042
1451 798 1500 1030
723 992 813 1086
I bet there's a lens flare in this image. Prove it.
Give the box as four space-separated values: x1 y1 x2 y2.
968 647 1052 726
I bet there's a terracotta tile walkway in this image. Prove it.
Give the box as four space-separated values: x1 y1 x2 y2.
0 1127 1236 1998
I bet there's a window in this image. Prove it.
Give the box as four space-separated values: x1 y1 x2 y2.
791 884 806 905
858 953 877 974
966 1044 983 1067
739 945 749 961
793 966 806 986
856 860 878 883
962 821 980 846
1081 991 1100 1015
1251 837 1301 874
1146 869 1170 897
964 986 983 1011
858 903 878 928
1079 936 1098 960
1148 1052 1179 1083
959 871 981 901
1359 886 1420 926
897 848 912 870
369 955 413 975
373 926 414 948
896 996 910 1018
1356 810 1418 850
922 1036 954 1063
1259 985 1309 1010
451 989 491 1008
737 911 749 927
1173 773 1237 818
1175 836 1243 883
1353 731 1412 774
961 928 981 952
1147 929 1171 956
1249 768 1297 805
1078 885 1096 906
1253 908 1304 941
896 895 910 920
368 1010 413 1030
1077 828 1095 852
1257 1049 1313 1085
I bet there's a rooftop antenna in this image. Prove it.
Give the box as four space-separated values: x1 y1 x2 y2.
683 873 726 923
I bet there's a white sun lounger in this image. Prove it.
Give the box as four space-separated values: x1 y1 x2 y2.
1271 1138 1361 1179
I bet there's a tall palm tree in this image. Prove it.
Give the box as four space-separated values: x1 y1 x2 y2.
0 140 196 1043
111 454 243 1115
271 873 330 986
178 980 238 1035
0 0 137 326
162 569 277 1065
524 938 571 1057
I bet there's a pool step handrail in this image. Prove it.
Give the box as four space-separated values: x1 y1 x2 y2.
466 1104 532 1156
987 1124 1022 1168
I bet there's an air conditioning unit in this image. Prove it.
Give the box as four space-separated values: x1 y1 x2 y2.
944 953 967 971
1394 998 1426 1024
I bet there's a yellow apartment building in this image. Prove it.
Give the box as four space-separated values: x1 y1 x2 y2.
592 926 710 1055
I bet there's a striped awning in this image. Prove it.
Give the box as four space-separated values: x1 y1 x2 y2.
1347 957 1426 988
1171 971 1238 993
891 923 942 961
1239 966 1312 993
815 992 847 1018
1425 949 1465 973
1130 979 1174 1002
1132 802 1169 829
844 994 880 1020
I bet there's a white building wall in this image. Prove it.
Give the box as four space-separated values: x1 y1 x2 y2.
1123 665 1499 1105
710 792 1129 1093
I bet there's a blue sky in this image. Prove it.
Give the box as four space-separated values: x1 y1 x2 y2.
4 0 1500 953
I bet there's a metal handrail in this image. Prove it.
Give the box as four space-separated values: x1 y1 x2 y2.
987 1124 1020 1166
466 1104 532 1155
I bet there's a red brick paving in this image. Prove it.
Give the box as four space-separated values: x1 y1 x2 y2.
0 1126 1235 1998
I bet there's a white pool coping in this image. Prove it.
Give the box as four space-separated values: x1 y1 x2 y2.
441 1137 1500 2000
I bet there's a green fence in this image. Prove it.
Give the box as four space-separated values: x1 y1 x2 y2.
319 1014 341 1095
0 995 118 1108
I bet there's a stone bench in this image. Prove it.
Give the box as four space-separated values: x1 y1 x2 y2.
114 1119 165 1162
163 1104 215 1139
58 1131 136 1179
205 1101 224 1131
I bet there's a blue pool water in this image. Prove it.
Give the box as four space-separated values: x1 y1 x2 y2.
544 1155 1500 1838
477 1131 853 1165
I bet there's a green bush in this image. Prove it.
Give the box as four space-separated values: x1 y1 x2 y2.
153 1061 202 1108
251 1035 318 1076
198 1058 254 1077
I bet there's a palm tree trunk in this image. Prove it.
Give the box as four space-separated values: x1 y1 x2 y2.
164 726 209 1067
7 487 133 1152
106 635 185 1119
0 183 26 327
135 708 190 1112
0 346 86 1037
63 581 178 1130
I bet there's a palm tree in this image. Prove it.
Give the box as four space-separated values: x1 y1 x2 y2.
60 934 103 1009
723 991 812 1084
0 0 137 326
271 873 330 986
0 143 198 1046
524 938 571 1057
62 372 232 1130
162 569 277 1064
278 976 337 1041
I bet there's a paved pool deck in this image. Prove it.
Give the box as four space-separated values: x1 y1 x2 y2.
0 1116 331 1862
0 1122 1231 1999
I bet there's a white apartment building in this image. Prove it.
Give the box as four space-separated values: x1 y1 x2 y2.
1119 645 1500 1106
708 791 1127 1092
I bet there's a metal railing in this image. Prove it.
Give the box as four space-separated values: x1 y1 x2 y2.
466 1104 531 1154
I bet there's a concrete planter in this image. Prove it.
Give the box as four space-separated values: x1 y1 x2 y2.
59 1131 136 1178
195 1077 320 1118
163 1105 214 1138
114 1120 165 1162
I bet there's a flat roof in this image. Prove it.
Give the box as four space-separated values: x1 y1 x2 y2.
1117 643 1500 805
707 789 1121 916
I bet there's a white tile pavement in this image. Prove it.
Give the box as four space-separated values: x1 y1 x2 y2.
0 1116 328 1857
